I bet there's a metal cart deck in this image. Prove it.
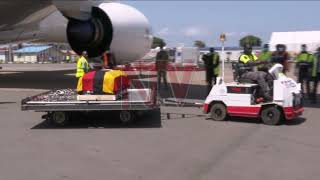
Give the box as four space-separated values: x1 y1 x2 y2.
21 88 159 126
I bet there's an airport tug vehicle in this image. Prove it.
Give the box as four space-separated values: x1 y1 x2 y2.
203 64 304 125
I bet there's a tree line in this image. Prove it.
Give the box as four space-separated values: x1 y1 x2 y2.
152 35 262 48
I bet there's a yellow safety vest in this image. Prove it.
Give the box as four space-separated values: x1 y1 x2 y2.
296 52 313 63
296 52 313 76
257 51 271 69
239 54 258 64
259 51 272 61
312 53 319 77
76 56 89 78
213 53 220 75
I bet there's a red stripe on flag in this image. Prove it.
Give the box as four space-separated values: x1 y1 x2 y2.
82 71 96 92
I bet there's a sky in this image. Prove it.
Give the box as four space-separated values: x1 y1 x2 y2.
124 1 320 47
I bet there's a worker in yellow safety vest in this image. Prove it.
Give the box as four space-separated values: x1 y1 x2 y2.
211 48 220 84
238 44 272 102
66 54 71 63
76 51 90 79
257 44 272 72
295 44 314 97
202 47 220 95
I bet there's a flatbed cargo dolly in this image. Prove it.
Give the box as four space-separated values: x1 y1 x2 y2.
21 88 160 126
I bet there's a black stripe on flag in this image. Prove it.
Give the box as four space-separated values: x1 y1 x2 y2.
93 70 105 94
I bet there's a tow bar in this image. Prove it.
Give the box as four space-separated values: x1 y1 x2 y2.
161 98 204 119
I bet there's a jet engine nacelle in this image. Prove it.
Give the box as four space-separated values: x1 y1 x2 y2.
66 2 153 64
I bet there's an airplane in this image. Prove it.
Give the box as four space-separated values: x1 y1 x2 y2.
0 0 153 65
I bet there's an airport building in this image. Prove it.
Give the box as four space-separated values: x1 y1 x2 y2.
13 45 65 63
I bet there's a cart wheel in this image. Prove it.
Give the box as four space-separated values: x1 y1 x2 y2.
261 106 282 125
119 111 134 124
210 103 227 121
50 112 69 126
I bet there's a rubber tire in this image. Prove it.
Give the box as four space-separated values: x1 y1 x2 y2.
50 112 69 126
119 111 135 125
261 106 282 125
210 103 227 121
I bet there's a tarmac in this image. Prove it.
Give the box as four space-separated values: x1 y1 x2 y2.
0 63 320 180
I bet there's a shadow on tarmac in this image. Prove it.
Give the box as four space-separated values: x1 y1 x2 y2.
302 95 320 108
0 102 16 105
31 110 162 129
205 116 306 126
283 117 307 126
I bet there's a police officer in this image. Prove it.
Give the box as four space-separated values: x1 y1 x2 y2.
202 47 220 95
239 44 272 101
257 44 272 72
76 51 90 80
310 47 320 103
156 44 169 88
295 44 314 97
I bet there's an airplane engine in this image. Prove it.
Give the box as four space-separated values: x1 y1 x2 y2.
0 2 152 64
66 3 153 64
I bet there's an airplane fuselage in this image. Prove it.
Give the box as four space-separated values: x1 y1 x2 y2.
0 0 53 30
